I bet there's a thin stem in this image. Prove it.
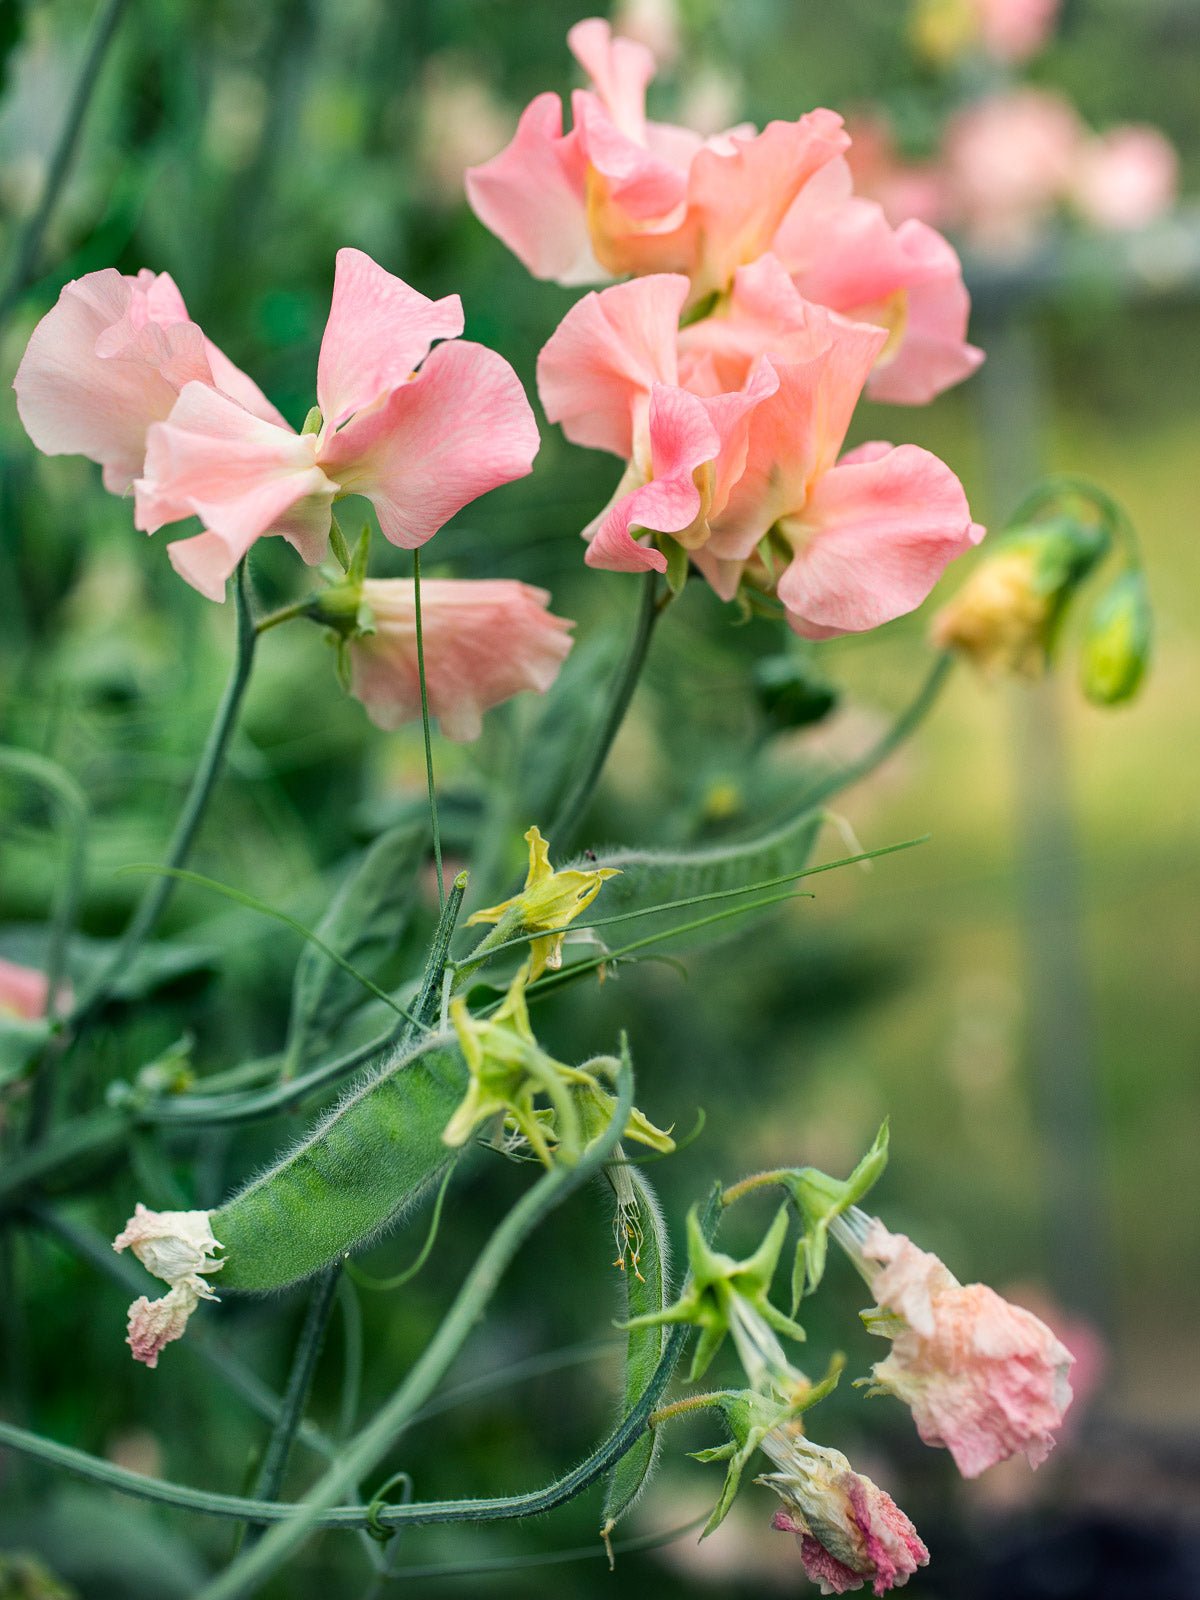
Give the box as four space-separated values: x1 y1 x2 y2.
70 559 258 1025
720 1169 791 1207
412 547 443 910
1006 473 1142 562
0 0 131 323
196 1062 636 1598
243 1266 342 1543
337 1276 364 1441
548 569 663 854
401 870 466 1044
791 652 955 815
255 598 314 634
648 1391 733 1426
346 1162 454 1292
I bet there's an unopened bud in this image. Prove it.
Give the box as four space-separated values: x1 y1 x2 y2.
1080 570 1152 706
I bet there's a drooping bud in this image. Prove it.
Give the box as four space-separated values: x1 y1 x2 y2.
466 825 620 978
1080 569 1152 706
112 1204 224 1367
931 515 1108 678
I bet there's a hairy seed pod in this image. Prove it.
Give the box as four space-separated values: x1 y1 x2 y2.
213 1039 467 1292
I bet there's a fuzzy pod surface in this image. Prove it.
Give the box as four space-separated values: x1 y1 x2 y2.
213 1040 467 1292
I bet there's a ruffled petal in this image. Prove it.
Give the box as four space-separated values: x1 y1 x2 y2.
321 339 539 549
316 248 464 427
567 17 655 143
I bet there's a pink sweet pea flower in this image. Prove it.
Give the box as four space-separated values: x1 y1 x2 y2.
944 89 1084 255
772 160 984 404
13 267 284 496
134 249 540 600
113 1204 224 1368
0 956 55 1021
1070 125 1179 234
974 0 1062 63
846 1215 1075 1478
465 18 848 303
760 1427 929 1595
346 578 574 741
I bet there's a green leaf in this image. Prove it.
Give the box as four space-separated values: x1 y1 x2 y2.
577 808 823 956
601 1164 672 1538
284 820 429 1073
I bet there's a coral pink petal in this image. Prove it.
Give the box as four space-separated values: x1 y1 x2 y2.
465 92 601 285
678 252 836 393
316 248 464 427
0 957 51 1021
350 578 573 741
777 444 981 638
865 222 984 405
14 271 197 491
574 92 689 220
322 338 538 549
567 18 655 143
537 273 688 458
686 111 850 295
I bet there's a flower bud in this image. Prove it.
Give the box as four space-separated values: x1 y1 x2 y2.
931 516 1108 678
1080 570 1152 706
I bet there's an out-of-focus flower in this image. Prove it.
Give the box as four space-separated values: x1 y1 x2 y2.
944 89 1083 254
1070 125 1179 234
1079 569 1152 706
466 17 848 301
931 516 1107 677
134 248 539 599
843 115 950 231
761 1425 929 1595
13 268 284 497
417 58 516 207
341 577 573 741
0 956 54 1021
974 0 1062 63
112 1204 223 1368
612 0 681 65
466 825 620 979
833 1211 1074 1477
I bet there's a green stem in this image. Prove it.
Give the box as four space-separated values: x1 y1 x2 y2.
548 569 663 854
243 1266 342 1543
791 651 955 815
720 1169 791 1207
0 0 131 322
255 598 315 634
1006 474 1142 562
412 547 444 910
196 1061 636 1598
70 559 258 1025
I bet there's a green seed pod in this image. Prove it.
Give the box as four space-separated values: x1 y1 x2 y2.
1080 570 1152 707
213 1038 468 1292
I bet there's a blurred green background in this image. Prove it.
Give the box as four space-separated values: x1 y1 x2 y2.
0 0 1198 1595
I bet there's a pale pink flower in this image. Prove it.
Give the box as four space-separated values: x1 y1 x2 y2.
944 89 1084 254
1070 125 1179 233
772 159 984 404
113 1203 223 1368
13 267 284 495
465 18 847 301
0 956 53 1021
347 578 574 741
134 249 539 599
855 1217 1075 1477
760 1427 929 1595
842 114 951 231
974 0 1061 63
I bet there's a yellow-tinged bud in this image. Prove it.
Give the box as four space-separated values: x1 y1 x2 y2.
931 517 1108 679
466 825 620 979
1080 571 1152 707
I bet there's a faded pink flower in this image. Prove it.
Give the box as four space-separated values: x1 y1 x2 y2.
0 956 52 1021
760 1427 929 1595
857 1217 1075 1477
134 248 539 599
346 578 574 741
113 1203 223 1368
1070 125 1179 233
944 89 1084 254
772 159 984 404
465 18 848 302
13 267 284 496
974 0 1061 63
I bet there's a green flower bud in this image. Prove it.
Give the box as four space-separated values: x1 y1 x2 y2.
1080 570 1152 707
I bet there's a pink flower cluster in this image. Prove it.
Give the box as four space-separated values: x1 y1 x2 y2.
861 1219 1075 1478
14 251 574 740
467 19 985 638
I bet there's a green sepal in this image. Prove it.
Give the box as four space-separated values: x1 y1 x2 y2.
782 1120 889 1306
347 522 371 586
328 513 352 572
300 405 323 436
334 636 353 693
659 533 690 596
678 288 720 328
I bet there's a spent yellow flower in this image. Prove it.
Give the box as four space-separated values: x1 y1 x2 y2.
466 825 620 978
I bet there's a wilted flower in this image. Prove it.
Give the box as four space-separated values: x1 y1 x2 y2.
133 248 539 598
338 577 573 741
834 1210 1075 1477
112 1204 224 1368
466 825 620 979
760 1424 929 1595
13 267 285 500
